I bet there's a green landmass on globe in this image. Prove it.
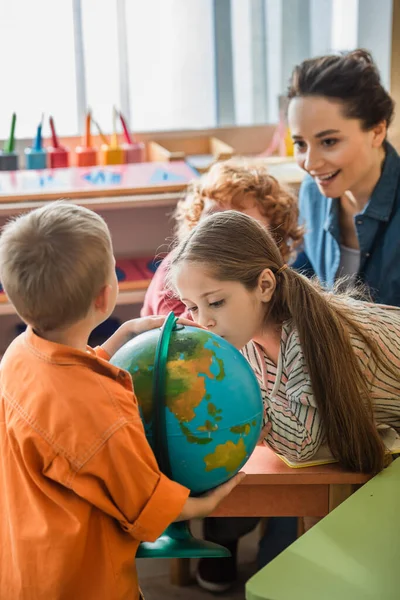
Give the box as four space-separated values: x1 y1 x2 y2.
130 330 222 425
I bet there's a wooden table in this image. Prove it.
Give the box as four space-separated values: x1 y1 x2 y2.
171 446 371 585
246 456 400 599
212 446 371 518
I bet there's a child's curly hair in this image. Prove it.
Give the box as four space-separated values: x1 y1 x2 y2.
174 158 303 262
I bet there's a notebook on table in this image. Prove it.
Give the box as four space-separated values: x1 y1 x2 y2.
276 424 400 468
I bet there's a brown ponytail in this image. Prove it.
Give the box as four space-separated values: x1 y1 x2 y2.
169 210 388 474
276 268 385 473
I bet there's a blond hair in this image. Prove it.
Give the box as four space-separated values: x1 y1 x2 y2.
0 201 113 332
170 210 390 474
174 158 303 262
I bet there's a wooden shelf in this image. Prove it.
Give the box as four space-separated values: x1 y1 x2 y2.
116 288 147 306
0 159 303 220
54 123 278 161
0 287 148 316
0 161 197 204
0 191 182 218
147 135 234 173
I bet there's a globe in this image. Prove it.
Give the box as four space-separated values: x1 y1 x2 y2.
110 318 263 495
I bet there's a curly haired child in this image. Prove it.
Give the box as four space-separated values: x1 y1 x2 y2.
142 157 303 318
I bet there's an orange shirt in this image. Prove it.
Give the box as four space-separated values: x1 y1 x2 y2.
0 327 189 600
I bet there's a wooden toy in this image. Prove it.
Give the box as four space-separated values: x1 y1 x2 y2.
0 113 19 171
47 116 70 168
25 115 47 170
98 107 124 166
75 109 97 167
119 110 145 164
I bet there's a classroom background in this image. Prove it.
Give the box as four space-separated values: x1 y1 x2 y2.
1 1 399 597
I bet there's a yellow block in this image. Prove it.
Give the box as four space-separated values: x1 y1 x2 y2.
100 144 124 166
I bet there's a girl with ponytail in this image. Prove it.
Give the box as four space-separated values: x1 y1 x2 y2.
169 210 400 474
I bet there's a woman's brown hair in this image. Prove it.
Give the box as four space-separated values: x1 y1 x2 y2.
169 210 389 474
287 49 394 130
174 158 303 262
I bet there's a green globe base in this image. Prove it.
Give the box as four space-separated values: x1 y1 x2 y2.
136 521 231 559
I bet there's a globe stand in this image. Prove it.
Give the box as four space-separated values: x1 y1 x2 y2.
136 522 230 559
136 312 231 560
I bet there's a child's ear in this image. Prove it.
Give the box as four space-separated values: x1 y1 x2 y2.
94 284 112 314
258 268 276 302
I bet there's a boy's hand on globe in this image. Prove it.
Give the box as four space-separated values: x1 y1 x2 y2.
124 315 206 338
101 315 206 357
204 472 246 513
175 472 246 521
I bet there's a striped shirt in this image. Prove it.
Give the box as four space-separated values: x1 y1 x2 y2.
241 301 400 463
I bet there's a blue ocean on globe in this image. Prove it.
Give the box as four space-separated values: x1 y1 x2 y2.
111 325 263 494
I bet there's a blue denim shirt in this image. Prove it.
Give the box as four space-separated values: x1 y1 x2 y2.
293 142 400 306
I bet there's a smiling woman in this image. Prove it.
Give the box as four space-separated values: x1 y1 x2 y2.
288 49 400 306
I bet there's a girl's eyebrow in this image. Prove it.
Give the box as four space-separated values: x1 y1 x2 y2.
181 289 223 302
201 289 223 298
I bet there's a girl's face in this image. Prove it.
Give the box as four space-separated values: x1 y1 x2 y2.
175 262 269 349
288 96 386 198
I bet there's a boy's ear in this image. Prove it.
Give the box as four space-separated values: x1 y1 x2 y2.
258 268 276 302
94 284 112 314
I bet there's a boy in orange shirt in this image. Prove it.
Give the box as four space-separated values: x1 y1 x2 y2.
0 201 244 600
